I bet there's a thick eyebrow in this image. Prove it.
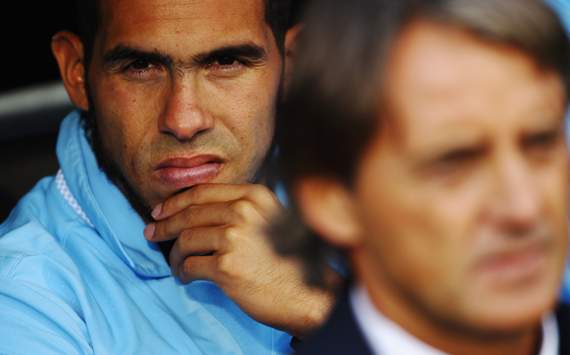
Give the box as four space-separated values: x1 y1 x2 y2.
101 43 267 72
103 45 173 69
192 43 267 66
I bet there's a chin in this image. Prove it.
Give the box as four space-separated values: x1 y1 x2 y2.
461 282 558 333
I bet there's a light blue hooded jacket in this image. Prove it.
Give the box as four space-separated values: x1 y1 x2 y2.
0 112 292 354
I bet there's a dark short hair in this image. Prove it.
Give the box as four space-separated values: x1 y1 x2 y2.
73 0 293 148
289 0 310 27
272 0 570 288
74 0 292 66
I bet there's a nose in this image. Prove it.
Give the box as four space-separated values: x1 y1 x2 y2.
159 78 214 141
490 153 541 233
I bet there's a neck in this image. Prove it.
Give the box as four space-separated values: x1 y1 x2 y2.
352 253 541 355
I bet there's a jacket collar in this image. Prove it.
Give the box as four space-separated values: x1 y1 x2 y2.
56 110 171 278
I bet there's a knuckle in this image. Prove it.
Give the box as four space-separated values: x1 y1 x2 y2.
230 199 255 220
164 193 187 215
222 226 241 244
216 254 237 278
245 184 273 204
168 199 183 215
178 229 192 243
181 258 194 276
179 228 191 238
154 222 166 239
161 199 173 215
179 206 197 226
208 229 222 251
248 184 272 202
188 184 208 198
248 185 280 217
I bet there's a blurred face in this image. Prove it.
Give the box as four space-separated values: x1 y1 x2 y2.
352 21 568 335
86 0 282 210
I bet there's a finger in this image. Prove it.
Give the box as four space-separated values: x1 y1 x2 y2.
169 227 226 271
147 202 235 242
176 255 219 284
152 183 280 220
148 199 267 242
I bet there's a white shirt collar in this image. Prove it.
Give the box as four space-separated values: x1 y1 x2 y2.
350 285 558 355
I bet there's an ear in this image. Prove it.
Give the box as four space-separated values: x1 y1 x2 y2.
51 31 90 111
283 24 302 93
294 177 363 248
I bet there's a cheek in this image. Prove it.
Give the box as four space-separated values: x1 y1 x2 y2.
211 71 279 155
92 79 159 176
233 89 275 139
355 160 481 290
362 196 466 282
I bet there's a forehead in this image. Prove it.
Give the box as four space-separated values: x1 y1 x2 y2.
383 20 565 147
98 0 269 53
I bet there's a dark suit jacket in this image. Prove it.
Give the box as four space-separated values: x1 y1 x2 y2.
296 293 570 355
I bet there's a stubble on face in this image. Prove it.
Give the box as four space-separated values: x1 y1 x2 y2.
80 0 284 220
80 105 154 220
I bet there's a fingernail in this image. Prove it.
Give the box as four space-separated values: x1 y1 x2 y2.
144 224 156 240
151 204 163 220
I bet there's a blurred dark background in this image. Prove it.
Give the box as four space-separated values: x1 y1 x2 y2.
0 2 75 92
0 1 77 221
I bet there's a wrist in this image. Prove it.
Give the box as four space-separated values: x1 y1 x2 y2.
288 288 335 338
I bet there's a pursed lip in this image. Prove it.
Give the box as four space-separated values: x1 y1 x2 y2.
474 238 550 284
153 155 224 189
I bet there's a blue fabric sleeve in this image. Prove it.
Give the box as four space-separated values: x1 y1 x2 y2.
0 278 92 355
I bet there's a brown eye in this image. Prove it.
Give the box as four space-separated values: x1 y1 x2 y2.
438 148 482 167
216 55 239 66
122 59 164 80
205 55 247 78
522 129 560 152
130 59 153 70
426 146 485 182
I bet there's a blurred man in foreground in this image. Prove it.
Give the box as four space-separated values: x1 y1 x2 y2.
273 0 570 353
0 0 333 353
548 0 570 302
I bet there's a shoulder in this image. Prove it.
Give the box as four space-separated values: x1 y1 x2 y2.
0 219 64 266
0 217 85 311
0 218 92 353
296 291 373 355
0 174 86 275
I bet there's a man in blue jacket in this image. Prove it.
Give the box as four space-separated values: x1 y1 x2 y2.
0 0 332 353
